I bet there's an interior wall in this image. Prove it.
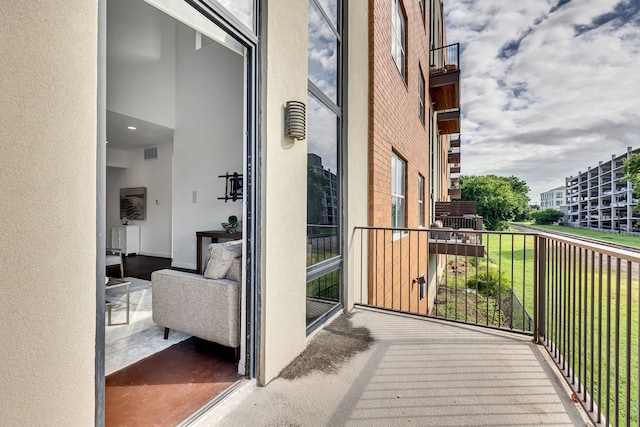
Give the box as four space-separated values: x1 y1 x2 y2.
171 22 244 270
0 1 97 424
106 142 173 257
107 0 176 128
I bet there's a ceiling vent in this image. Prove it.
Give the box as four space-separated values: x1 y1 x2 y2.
144 146 158 161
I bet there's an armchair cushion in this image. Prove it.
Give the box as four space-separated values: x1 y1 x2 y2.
203 240 242 279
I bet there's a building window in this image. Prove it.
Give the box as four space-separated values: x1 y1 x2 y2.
418 67 425 125
556 192 563 198
418 174 425 227
556 201 562 206
391 0 406 78
392 152 406 228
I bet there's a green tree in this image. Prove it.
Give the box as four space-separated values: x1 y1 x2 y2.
623 153 640 212
460 175 530 230
530 209 565 225
307 166 328 224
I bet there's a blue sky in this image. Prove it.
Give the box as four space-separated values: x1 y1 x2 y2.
443 0 640 203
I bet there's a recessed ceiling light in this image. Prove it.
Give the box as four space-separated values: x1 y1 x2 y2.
128 126 137 130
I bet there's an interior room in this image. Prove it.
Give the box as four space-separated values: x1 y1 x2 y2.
104 0 247 424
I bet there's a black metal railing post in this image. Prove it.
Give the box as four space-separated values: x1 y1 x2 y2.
535 236 546 343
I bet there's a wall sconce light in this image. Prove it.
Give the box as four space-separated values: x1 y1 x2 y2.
285 101 306 141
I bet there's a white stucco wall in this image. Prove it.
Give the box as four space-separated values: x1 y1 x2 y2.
259 0 309 384
344 0 370 310
0 1 98 425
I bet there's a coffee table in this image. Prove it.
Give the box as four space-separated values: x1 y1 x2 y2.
106 277 131 325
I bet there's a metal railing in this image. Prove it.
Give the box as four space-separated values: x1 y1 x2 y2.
353 226 639 426
307 224 338 266
432 215 483 231
430 43 460 73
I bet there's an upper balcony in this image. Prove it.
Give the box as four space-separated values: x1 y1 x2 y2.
429 43 460 111
437 109 460 134
450 163 461 174
448 149 460 164
450 135 461 148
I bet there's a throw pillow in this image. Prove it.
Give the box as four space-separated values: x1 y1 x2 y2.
225 257 242 282
204 240 242 279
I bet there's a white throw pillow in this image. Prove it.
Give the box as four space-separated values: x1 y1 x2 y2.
204 240 242 279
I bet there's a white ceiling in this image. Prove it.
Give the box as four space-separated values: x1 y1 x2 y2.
106 110 174 150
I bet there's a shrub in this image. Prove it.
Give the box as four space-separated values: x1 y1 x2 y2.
530 209 564 225
467 264 510 297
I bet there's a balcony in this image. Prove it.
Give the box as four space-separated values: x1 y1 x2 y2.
447 149 460 164
429 43 460 111
215 307 589 426
437 109 460 134
349 227 640 427
450 163 461 174
210 229 639 427
448 188 461 199
450 135 461 148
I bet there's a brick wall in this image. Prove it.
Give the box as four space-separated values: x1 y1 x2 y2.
369 0 432 229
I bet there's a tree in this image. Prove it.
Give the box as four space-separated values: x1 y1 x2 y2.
460 175 530 230
530 209 564 225
622 153 640 212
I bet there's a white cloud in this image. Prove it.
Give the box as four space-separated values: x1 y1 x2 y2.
444 0 640 202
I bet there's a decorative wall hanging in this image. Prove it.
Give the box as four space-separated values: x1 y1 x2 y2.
218 172 243 202
120 187 147 220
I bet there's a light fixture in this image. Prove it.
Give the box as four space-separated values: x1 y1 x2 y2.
127 126 137 130
285 101 306 141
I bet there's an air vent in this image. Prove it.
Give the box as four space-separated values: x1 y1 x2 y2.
144 146 158 161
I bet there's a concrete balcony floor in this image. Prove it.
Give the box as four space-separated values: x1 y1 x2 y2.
201 308 591 426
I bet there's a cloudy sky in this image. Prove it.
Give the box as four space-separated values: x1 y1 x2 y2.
443 0 640 203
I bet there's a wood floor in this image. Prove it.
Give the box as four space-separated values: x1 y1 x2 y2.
106 255 239 426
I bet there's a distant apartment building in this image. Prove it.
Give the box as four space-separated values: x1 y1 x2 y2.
566 147 640 231
540 186 566 212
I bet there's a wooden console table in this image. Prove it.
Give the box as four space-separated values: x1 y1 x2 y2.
196 230 242 273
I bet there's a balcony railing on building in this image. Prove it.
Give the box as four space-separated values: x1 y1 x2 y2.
352 225 640 427
430 43 460 111
450 163 461 174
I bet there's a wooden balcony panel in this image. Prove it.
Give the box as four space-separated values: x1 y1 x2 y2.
437 110 460 134
448 152 461 164
428 239 485 257
450 166 461 174
450 138 461 148
429 68 460 111
448 188 461 199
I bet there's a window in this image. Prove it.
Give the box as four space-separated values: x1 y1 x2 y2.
556 192 563 198
556 201 562 206
392 152 406 228
418 175 425 227
418 67 425 125
391 0 406 77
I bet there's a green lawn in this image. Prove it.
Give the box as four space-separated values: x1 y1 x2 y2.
515 222 640 249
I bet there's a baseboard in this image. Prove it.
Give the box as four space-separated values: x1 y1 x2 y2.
172 261 197 270
138 251 171 258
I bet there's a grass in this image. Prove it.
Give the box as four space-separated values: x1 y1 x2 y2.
516 222 640 249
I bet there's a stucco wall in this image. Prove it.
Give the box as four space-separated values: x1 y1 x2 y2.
259 0 309 384
344 1 370 310
0 1 98 425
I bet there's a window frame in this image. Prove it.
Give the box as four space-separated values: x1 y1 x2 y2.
418 66 425 125
418 174 425 228
391 151 407 229
391 0 406 79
